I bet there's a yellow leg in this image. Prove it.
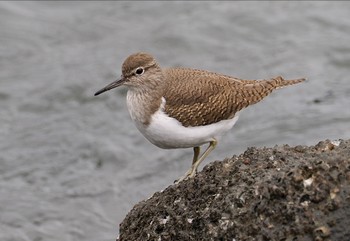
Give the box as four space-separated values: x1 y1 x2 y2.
175 146 200 183
175 140 217 184
189 140 217 178
192 146 200 165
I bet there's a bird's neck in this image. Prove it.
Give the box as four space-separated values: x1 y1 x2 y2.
126 85 164 127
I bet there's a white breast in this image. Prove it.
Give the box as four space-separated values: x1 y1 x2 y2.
127 96 239 149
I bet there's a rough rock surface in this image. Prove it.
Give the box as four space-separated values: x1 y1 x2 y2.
117 140 350 241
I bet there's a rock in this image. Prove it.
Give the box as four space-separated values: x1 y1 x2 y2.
117 139 350 241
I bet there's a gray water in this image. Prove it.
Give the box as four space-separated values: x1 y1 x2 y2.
1 2 349 241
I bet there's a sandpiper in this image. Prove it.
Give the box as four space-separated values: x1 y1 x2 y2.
95 52 305 183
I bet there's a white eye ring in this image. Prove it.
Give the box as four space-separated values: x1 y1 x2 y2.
135 67 144 75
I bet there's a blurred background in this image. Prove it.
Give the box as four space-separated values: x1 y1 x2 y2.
0 1 349 241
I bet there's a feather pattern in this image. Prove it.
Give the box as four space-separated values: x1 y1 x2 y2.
163 68 304 127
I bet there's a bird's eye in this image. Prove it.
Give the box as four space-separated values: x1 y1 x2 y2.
135 67 144 75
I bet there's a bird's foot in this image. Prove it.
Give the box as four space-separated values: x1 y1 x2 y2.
174 169 197 184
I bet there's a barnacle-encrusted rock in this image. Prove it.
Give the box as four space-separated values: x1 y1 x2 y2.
118 139 350 241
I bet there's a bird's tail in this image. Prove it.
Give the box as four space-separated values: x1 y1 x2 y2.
271 76 306 89
239 76 306 108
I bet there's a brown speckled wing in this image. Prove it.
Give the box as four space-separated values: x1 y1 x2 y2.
163 68 304 127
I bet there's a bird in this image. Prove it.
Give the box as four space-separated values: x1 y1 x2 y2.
94 52 305 183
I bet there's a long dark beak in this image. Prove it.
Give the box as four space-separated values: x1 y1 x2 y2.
94 77 126 96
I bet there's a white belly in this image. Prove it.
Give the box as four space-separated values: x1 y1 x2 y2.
140 109 239 149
